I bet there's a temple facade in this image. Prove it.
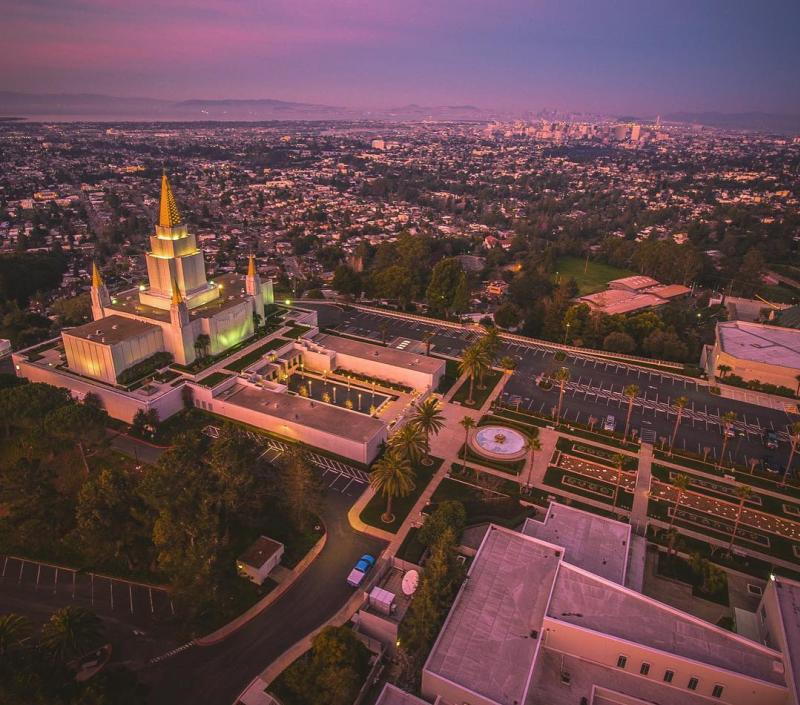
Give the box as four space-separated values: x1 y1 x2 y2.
69 173 273 381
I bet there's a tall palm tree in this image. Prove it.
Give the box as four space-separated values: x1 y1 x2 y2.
727 484 753 554
423 330 435 356
499 355 516 374
784 421 800 484
369 447 415 523
524 436 542 489
40 606 103 664
718 411 738 469
553 367 570 422
611 454 626 510
459 343 490 405
667 473 690 555
410 398 445 466
717 364 732 380
459 416 476 473
0 613 30 657
391 422 427 466
480 326 501 364
670 396 689 449
622 384 639 440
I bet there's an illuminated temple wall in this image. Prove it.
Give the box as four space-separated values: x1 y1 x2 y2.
63 326 164 385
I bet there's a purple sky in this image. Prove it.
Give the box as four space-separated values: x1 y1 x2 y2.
2 0 798 114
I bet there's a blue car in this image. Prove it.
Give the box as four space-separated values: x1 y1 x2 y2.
347 554 376 587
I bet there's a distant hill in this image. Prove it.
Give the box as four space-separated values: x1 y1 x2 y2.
0 91 491 122
664 111 800 134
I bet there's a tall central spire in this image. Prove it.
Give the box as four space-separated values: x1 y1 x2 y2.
159 171 182 228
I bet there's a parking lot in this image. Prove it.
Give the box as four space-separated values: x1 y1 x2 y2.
324 306 798 469
0 555 174 626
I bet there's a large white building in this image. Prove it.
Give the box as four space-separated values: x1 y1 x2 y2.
412 503 800 705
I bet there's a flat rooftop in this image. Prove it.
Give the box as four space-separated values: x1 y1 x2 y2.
63 314 160 345
219 383 385 443
314 333 445 375
374 684 429 705
107 273 252 323
772 577 800 705
521 503 631 584
238 536 283 570
717 320 800 369
425 525 562 705
547 563 785 686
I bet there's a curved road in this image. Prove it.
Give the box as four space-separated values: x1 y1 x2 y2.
139 489 385 705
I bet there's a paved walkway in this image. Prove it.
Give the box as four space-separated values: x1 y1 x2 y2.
631 442 653 535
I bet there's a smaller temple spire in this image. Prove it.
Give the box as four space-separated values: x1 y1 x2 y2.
170 277 183 305
91 261 103 288
159 171 182 228
247 254 257 277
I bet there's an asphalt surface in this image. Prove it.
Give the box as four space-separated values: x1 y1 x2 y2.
139 486 385 705
316 304 797 471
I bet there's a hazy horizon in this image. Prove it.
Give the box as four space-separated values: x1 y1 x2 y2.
2 0 799 116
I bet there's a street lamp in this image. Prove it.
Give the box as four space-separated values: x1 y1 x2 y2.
563 322 571 346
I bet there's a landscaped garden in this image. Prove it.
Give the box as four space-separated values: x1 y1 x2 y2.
224 336 290 372
450 368 503 407
544 466 634 511
427 475 535 528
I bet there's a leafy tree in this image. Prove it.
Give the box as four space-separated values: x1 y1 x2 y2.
603 331 636 354
50 293 92 326
280 447 325 533
418 500 466 547
45 401 108 475
332 264 363 298
371 265 414 307
493 301 521 329
737 248 766 297
426 258 466 319
279 626 370 705
76 467 147 570
369 447 415 523
0 614 31 657
0 382 72 436
40 606 103 664
131 408 159 440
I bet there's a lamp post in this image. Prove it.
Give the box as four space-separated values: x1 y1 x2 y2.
563 322 571 346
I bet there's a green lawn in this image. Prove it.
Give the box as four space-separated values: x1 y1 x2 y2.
555 256 635 296
283 324 311 339
224 337 290 372
428 477 534 528
360 457 443 532
435 357 460 394
199 371 232 388
451 369 503 408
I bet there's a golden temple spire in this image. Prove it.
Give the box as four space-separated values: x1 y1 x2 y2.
159 171 182 228
170 277 183 305
91 261 103 288
247 254 257 277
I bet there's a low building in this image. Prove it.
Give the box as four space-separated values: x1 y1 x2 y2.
236 536 284 585
706 320 800 390
577 275 690 316
420 512 794 705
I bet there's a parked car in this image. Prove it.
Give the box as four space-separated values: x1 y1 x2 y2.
760 457 778 474
347 554 376 587
603 415 616 432
763 430 779 450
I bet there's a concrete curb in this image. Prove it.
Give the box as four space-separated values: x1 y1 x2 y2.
347 486 399 543
195 529 327 646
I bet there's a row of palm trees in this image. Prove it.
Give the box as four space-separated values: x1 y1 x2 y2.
370 398 446 523
457 327 511 406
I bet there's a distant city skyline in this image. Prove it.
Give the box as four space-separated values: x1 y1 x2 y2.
2 0 799 115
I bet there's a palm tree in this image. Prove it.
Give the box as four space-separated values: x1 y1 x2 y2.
622 384 639 440
369 447 415 523
423 330 435 356
524 436 542 489
410 398 445 466
459 343 490 405
553 367 570 422
480 326 501 364
0 613 30 656
499 355 516 374
717 364 732 380
459 416 476 473
40 606 103 664
727 484 752 554
718 411 737 469
785 422 800 484
391 422 427 466
670 396 689 449
611 454 626 510
667 473 690 554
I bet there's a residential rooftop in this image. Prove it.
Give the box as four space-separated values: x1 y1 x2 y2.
424 525 562 705
717 320 800 369
374 684 429 705
238 536 283 570
521 502 631 584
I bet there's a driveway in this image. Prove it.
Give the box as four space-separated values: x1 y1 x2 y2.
139 487 385 705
